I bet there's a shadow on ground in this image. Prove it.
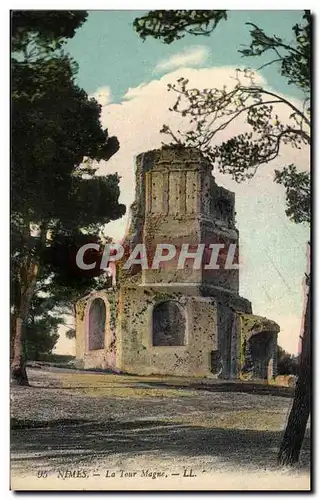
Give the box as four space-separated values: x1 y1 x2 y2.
27 380 294 398
133 381 294 398
11 418 310 472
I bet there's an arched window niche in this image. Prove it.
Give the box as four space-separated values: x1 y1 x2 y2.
87 298 106 351
152 301 186 346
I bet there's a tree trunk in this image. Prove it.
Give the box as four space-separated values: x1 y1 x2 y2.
11 261 39 386
277 277 311 466
11 316 29 386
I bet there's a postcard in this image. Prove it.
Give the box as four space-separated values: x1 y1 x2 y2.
10 9 311 491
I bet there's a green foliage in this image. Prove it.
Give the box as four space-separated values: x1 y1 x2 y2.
277 346 299 375
11 10 124 281
11 11 125 368
134 10 227 44
240 11 310 93
12 54 122 224
65 328 76 340
274 165 310 224
33 231 114 333
43 232 105 294
162 71 309 179
151 12 311 226
17 295 62 360
23 317 59 361
134 8 310 94
12 10 88 52
38 353 75 363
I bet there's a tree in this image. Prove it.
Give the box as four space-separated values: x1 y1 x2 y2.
277 346 299 376
12 10 89 52
134 10 311 465
11 11 125 385
134 10 227 44
278 269 310 465
134 10 310 221
10 295 61 362
65 328 76 340
22 295 62 361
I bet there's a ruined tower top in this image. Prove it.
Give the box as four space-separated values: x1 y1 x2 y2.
126 146 239 292
134 146 236 228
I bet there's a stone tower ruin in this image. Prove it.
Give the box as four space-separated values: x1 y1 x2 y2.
75 146 279 380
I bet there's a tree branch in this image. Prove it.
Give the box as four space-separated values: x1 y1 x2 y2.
239 87 310 127
204 100 282 143
245 22 305 57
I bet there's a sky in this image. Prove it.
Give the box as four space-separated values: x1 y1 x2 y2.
55 10 309 356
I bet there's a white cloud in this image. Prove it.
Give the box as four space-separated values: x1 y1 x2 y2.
154 46 210 72
91 86 112 106
94 66 309 354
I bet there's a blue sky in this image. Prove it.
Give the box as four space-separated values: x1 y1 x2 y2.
56 10 309 355
66 10 305 102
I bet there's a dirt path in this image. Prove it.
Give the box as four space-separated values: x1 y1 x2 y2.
10 368 310 491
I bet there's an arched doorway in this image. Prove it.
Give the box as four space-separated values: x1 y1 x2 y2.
87 298 106 350
249 331 274 379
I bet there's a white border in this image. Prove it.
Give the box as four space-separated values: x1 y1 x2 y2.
3 4 317 499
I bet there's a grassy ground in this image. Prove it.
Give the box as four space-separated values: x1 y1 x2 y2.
10 367 310 491
57 371 291 431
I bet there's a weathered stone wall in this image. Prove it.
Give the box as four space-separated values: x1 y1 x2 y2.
238 313 279 381
75 290 119 371
117 285 218 377
141 148 207 285
125 146 240 292
200 224 239 292
217 305 237 379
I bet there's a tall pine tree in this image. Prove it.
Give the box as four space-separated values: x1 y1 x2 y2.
11 11 125 385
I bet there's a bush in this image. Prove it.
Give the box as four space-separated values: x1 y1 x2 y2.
277 346 299 375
